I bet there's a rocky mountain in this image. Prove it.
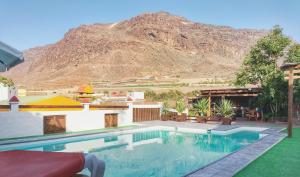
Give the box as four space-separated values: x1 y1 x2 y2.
3 12 267 89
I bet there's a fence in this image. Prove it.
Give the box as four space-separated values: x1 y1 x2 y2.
133 108 161 122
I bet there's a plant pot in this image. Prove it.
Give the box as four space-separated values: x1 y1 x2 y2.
196 116 207 123
161 114 169 121
176 114 187 122
221 117 232 125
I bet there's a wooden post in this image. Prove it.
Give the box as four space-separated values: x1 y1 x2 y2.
288 69 294 138
208 93 211 117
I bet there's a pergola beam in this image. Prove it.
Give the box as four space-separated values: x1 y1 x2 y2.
200 94 258 97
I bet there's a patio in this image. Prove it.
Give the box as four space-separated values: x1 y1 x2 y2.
138 120 287 131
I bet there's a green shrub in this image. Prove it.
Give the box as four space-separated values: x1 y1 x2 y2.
162 101 169 115
0 76 14 87
216 99 235 118
194 98 209 116
176 99 186 115
188 109 197 116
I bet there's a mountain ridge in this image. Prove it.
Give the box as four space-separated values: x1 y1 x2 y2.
3 12 268 89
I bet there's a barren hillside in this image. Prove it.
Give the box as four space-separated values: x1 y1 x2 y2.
3 12 267 89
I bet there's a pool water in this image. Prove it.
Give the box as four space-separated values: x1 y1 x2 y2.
7 130 262 177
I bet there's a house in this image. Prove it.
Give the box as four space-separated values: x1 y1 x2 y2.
190 87 261 117
128 91 144 101
0 83 17 101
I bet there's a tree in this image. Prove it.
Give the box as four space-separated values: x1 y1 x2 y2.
286 44 300 63
235 26 291 118
0 76 14 87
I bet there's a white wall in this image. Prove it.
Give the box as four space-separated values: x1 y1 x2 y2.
0 84 17 101
0 112 44 139
0 105 133 139
132 103 162 109
128 92 144 100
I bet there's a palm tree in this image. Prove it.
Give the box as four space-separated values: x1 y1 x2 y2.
216 99 235 125
175 99 187 122
216 99 235 118
194 98 209 116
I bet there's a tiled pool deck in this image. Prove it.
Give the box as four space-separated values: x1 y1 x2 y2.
0 120 287 177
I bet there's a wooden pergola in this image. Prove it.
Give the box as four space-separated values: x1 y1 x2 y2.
281 62 300 138
192 87 261 117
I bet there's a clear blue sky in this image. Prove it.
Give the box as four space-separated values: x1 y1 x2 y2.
0 0 299 50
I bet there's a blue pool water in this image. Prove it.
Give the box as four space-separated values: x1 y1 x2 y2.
3 130 262 177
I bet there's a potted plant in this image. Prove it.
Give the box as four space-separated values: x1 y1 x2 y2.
161 101 170 121
216 99 235 125
175 99 186 122
194 98 209 123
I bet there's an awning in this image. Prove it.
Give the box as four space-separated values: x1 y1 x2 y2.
0 41 24 72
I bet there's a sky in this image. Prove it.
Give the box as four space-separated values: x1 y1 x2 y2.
0 0 299 50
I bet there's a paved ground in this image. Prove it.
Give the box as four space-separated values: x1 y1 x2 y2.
138 120 287 131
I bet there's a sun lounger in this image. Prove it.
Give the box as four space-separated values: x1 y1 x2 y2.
0 150 105 177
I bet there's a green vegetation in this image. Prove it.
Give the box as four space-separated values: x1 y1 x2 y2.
0 76 14 87
162 101 170 115
188 109 197 116
235 128 300 177
235 26 300 120
216 99 235 118
175 99 186 115
145 90 184 108
194 98 209 116
286 44 300 63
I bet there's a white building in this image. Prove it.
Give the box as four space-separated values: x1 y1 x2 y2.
128 91 144 101
0 96 163 139
0 83 17 101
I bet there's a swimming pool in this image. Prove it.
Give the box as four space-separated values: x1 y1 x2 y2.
0 128 264 177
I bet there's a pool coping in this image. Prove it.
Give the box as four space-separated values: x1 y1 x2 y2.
0 125 269 149
0 125 141 146
185 127 286 177
0 124 286 177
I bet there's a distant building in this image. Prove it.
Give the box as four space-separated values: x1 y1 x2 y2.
0 83 17 101
76 85 95 102
128 91 144 101
17 86 27 97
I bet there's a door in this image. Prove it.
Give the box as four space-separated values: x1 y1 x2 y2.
44 115 66 134
105 114 118 128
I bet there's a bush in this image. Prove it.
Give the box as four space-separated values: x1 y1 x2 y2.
0 76 14 87
216 99 235 118
176 99 186 115
162 101 169 115
194 98 209 116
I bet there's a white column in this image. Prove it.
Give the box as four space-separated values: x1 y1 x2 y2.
10 102 19 112
82 103 90 111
